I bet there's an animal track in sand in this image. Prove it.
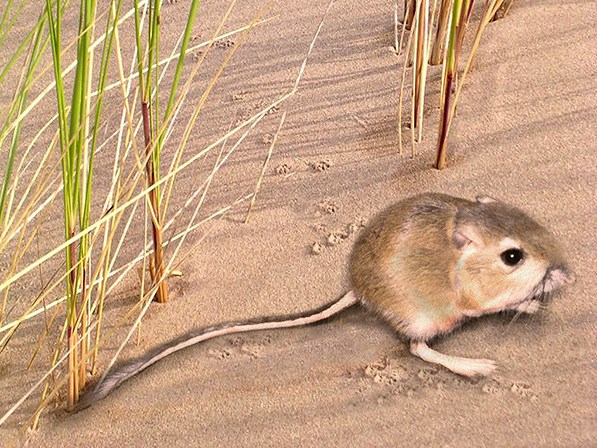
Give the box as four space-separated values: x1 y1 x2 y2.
240 343 263 359
309 217 365 255
261 133 274 145
364 358 410 386
311 242 324 255
482 381 501 394
318 199 338 215
227 336 244 346
214 38 235 48
346 217 366 234
253 100 280 115
311 160 331 172
354 353 509 399
313 223 327 232
208 348 231 360
265 104 280 115
510 382 539 402
207 335 273 361
232 91 248 101
359 357 417 397
275 163 292 175
326 231 349 247
316 218 365 239
356 352 541 404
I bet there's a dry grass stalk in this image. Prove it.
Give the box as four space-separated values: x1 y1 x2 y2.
245 111 288 223
396 0 512 168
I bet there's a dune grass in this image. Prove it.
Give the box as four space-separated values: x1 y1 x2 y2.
0 0 333 431
396 0 514 168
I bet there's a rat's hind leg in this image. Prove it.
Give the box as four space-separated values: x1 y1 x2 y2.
410 341 497 377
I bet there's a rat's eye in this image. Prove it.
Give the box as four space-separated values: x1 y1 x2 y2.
500 248 524 266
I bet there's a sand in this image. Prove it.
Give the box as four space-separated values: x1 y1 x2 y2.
1 0 595 446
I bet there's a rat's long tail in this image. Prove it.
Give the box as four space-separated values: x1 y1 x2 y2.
75 291 359 411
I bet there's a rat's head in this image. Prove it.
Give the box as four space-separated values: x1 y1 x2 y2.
452 195 574 315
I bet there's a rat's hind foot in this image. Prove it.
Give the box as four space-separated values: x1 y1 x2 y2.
410 341 497 377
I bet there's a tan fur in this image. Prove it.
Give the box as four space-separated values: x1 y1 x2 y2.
350 193 574 374
350 194 469 340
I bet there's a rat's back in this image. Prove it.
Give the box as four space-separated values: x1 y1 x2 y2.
349 193 472 340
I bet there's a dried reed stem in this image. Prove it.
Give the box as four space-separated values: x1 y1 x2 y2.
245 111 287 223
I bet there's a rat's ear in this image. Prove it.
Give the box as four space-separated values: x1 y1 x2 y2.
476 195 497 204
453 225 485 251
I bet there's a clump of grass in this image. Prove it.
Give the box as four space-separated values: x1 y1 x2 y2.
0 0 333 432
396 0 516 169
45 0 105 410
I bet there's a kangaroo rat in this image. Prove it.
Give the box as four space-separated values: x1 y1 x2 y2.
77 193 574 410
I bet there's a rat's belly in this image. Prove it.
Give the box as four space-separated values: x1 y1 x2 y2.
362 292 465 340
405 310 463 340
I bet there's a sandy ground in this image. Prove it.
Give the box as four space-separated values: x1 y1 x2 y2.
1 0 595 446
